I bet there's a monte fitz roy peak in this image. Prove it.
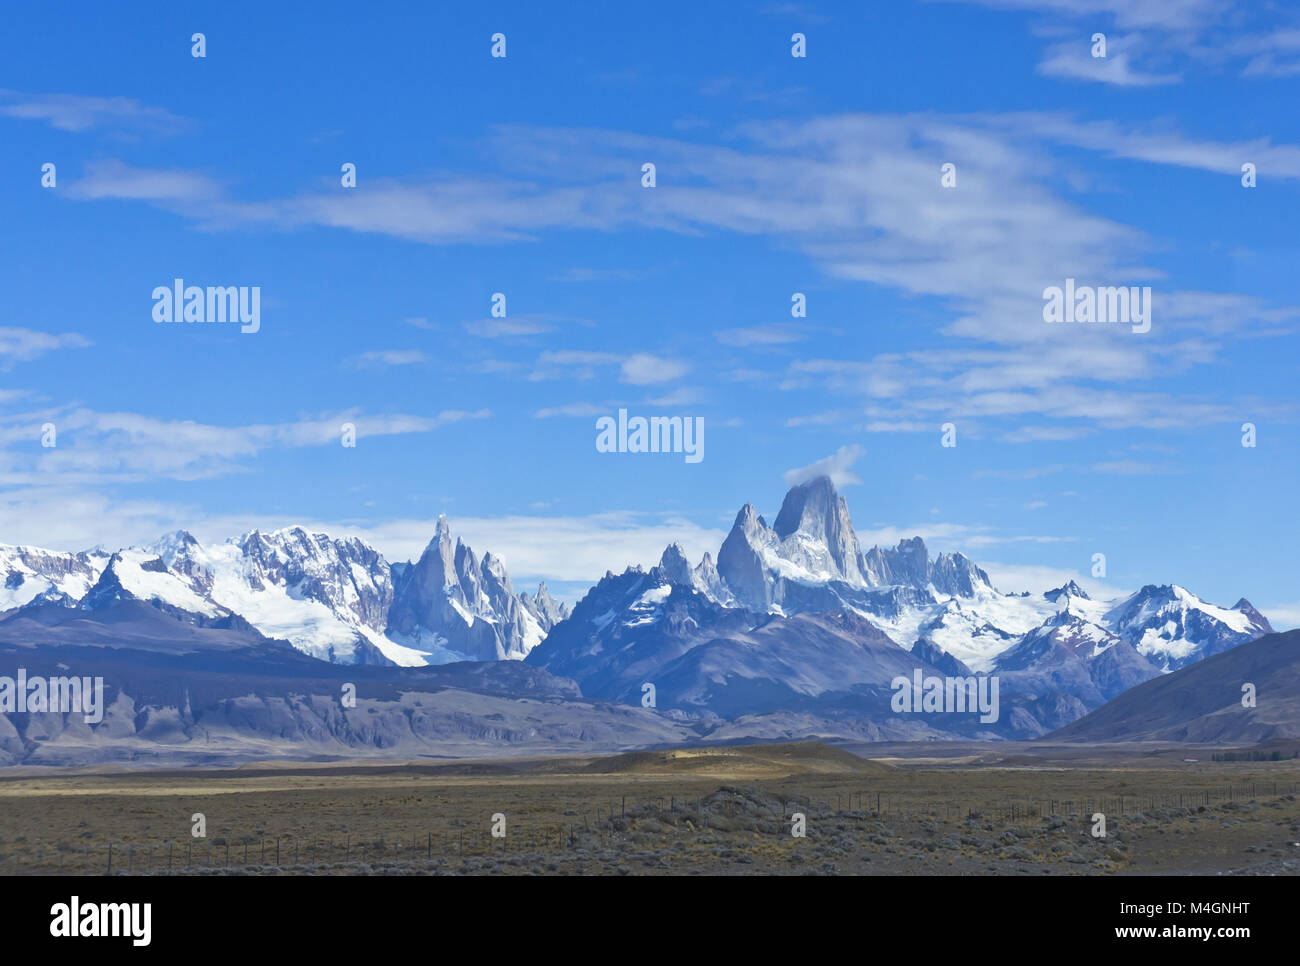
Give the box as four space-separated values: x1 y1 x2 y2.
525 476 1272 734
0 518 568 667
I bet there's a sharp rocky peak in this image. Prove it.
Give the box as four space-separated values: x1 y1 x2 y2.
773 475 841 538
656 542 694 586
1045 579 1091 603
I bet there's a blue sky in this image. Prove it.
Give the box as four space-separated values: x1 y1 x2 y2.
2 0 1299 623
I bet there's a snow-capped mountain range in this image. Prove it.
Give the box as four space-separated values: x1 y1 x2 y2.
0 517 568 667
646 475 1268 672
0 474 1272 735
525 476 1272 732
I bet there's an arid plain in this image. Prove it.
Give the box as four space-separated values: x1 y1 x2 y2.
2 741 1297 876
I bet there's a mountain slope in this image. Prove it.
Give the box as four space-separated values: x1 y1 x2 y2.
1048 628 1300 743
0 601 682 766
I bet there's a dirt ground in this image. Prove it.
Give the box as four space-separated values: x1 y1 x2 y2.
1 742 1296 875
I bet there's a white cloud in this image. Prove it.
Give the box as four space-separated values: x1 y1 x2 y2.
67 159 220 202
1090 459 1176 474
0 406 488 485
977 560 1129 600
465 316 555 338
715 324 805 346
534 402 607 418
620 353 688 385
530 350 621 381
0 328 91 366
1037 41 1182 86
549 267 638 282
1261 601 1300 631
784 444 865 488
529 350 689 385
942 0 1223 33
947 0 1300 84
0 90 188 134
0 495 729 591
352 349 429 367
51 113 1300 440
644 387 705 406
419 513 727 583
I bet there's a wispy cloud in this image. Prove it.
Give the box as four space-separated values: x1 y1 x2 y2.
715 324 806 347
0 407 488 485
1262 600 1300 631
644 387 705 406
946 0 1299 83
0 90 189 134
0 328 91 366
784 444 866 488
534 402 608 418
465 316 555 338
1090 458 1178 474
529 350 688 385
549 267 638 283
1037 39 1182 86
50 114 1300 440
761 3 831 25
620 353 688 384
351 349 430 368
66 159 220 202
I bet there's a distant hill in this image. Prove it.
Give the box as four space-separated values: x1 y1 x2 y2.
0 601 684 766
580 741 892 779
1048 628 1300 743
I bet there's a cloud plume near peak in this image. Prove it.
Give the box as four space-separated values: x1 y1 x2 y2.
784 444 866 489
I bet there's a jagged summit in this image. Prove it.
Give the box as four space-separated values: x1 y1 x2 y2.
1045 580 1090 603
521 581 570 627
637 475 998 618
1104 583 1272 670
656 542 694 585
150 529 200 556
771 475 869 585
2 516 564 669
413 514 454 557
